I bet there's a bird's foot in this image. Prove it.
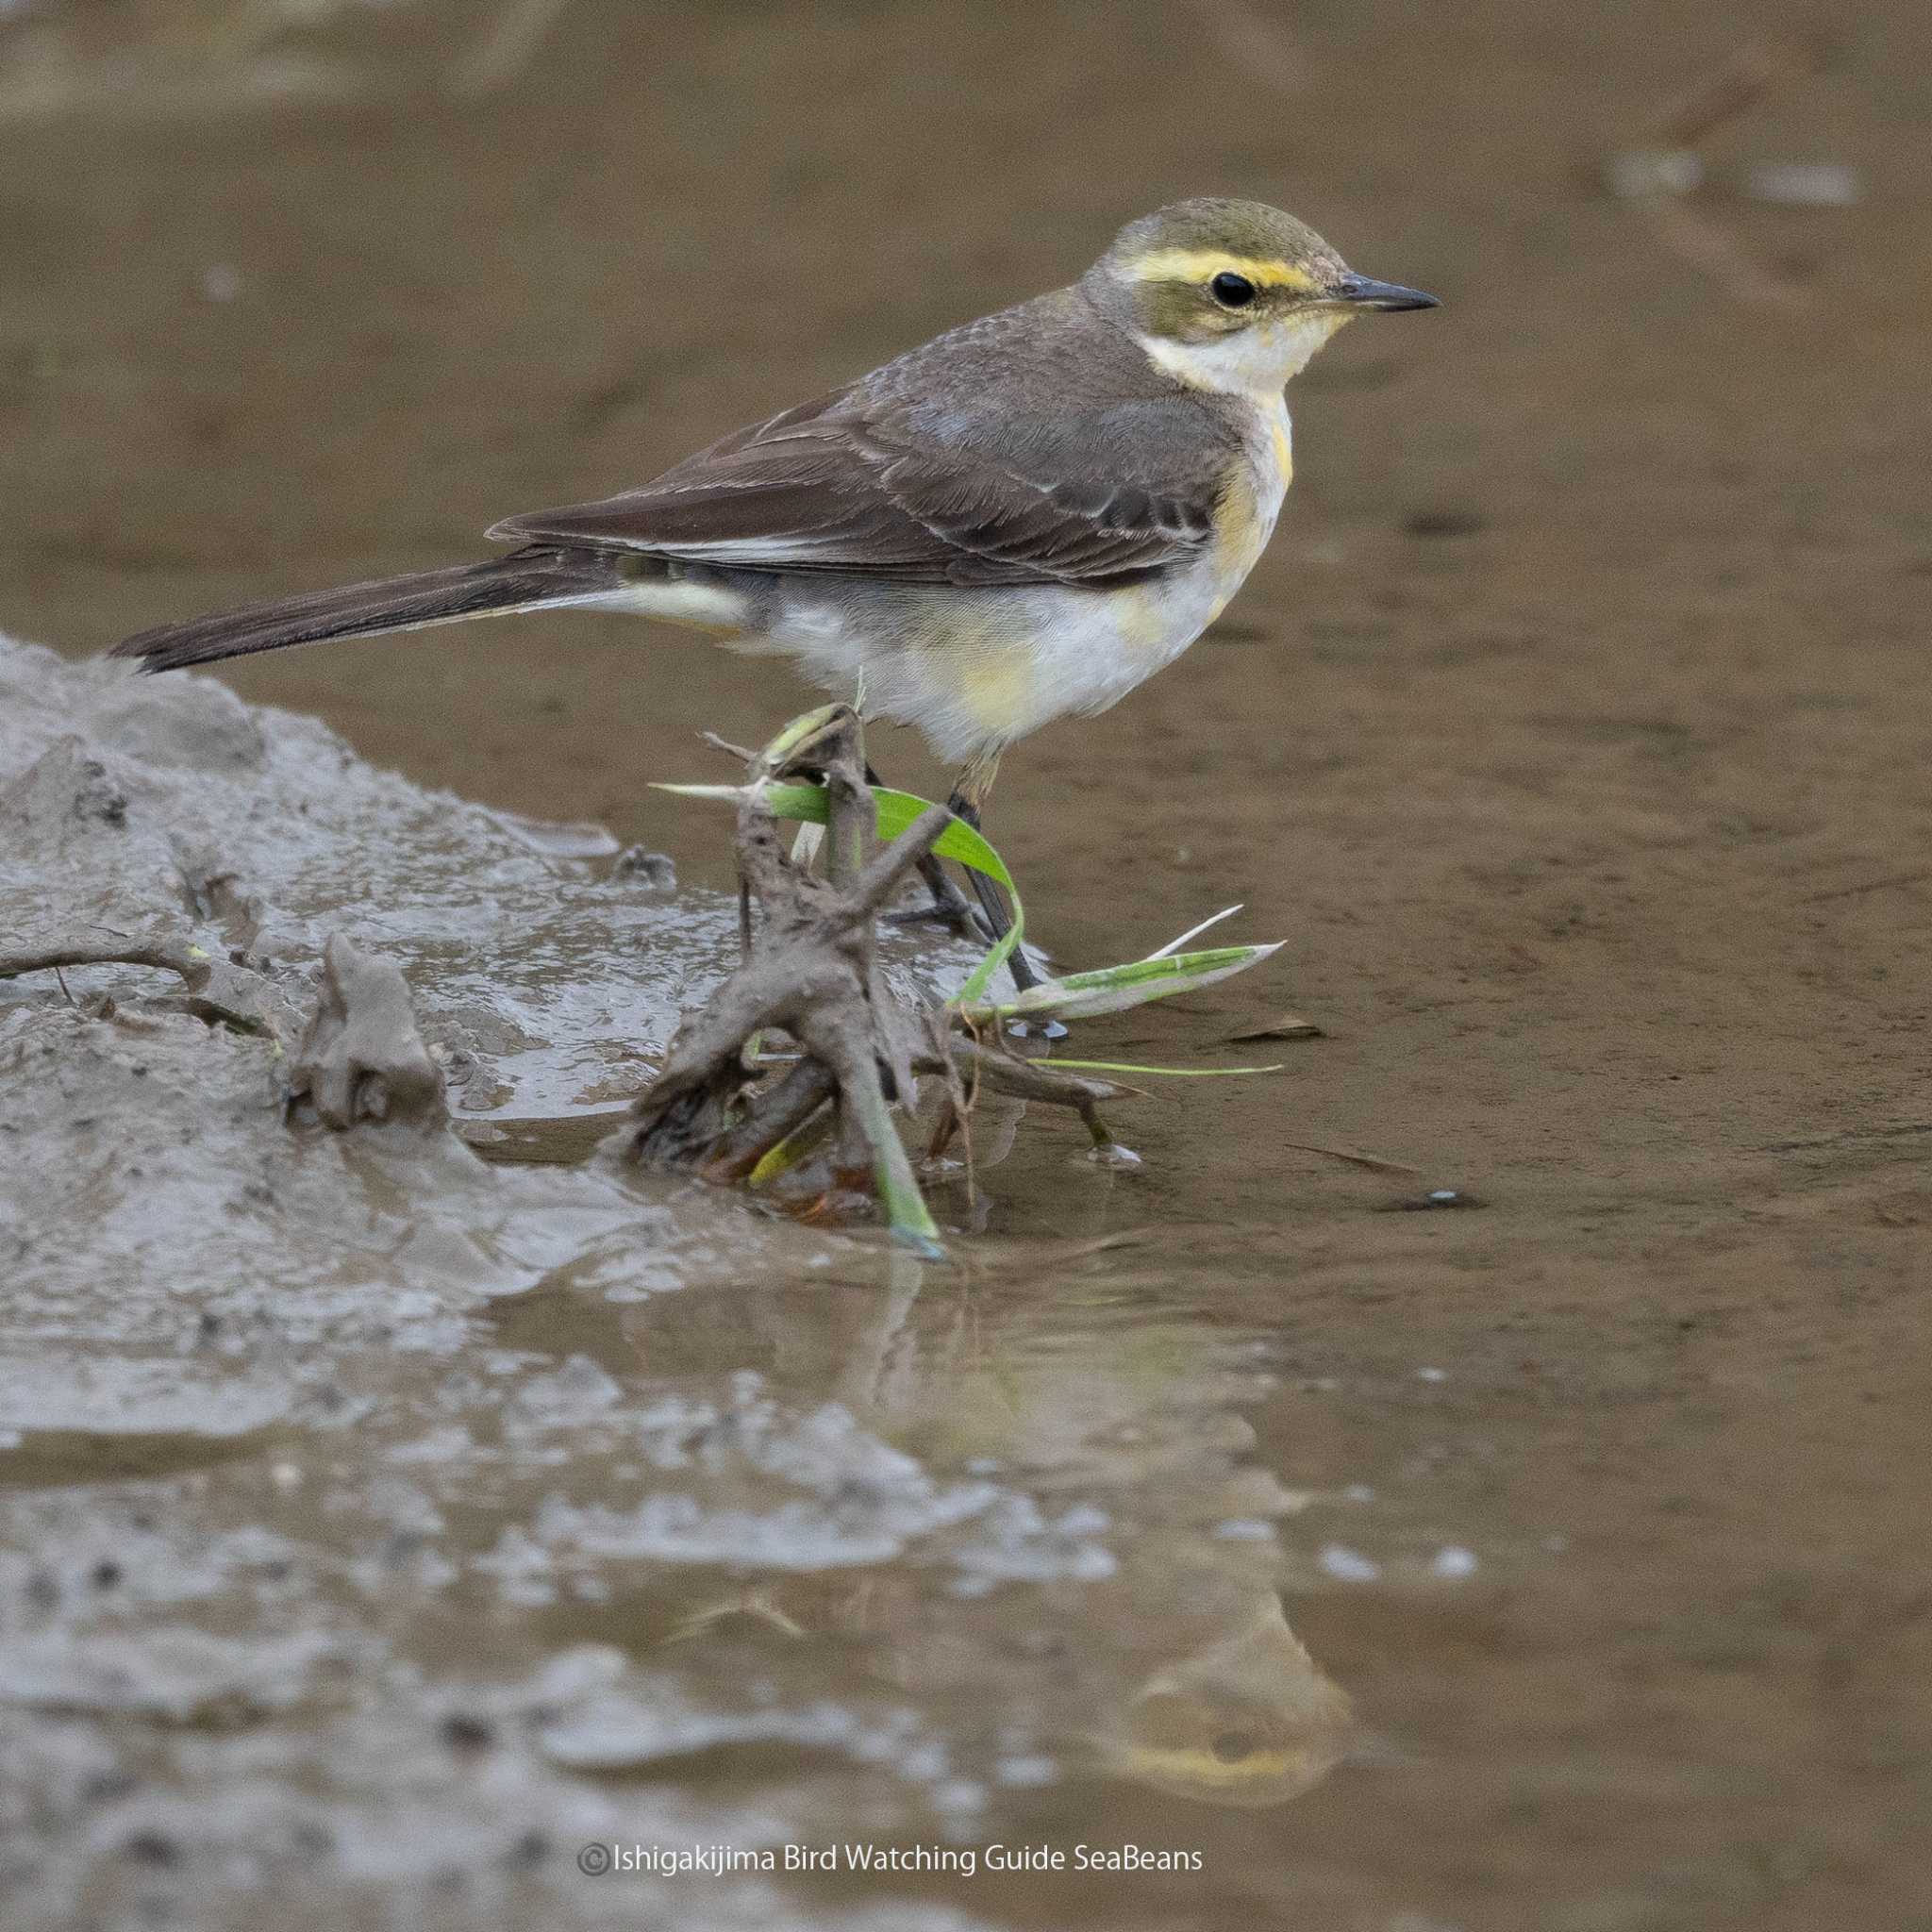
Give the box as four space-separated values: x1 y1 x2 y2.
885 854 996 941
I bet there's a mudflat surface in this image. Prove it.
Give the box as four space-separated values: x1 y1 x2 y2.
4 2 1931 1927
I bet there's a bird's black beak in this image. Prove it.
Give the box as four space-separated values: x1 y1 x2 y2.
1332 274 1440 312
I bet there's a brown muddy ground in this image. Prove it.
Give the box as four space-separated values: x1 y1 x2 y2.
5 1 1932 1927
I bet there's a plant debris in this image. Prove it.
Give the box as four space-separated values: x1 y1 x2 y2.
1228 1011 1324 1042
1597 30 1847 313
618 706 1285 1253
0 931 280 1034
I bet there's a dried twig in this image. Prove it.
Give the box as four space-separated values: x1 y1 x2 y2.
0 934 276 1033
1280 1140 1422 1175
1653 31 1827 150
1638 195 1815 315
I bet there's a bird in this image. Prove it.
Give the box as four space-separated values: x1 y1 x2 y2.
113 198 1437 978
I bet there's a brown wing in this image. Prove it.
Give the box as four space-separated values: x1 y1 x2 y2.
490 386 1225 590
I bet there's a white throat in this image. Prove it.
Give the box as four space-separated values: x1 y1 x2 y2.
1137 309 1353 400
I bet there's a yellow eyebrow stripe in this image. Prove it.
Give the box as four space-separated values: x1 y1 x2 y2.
1121 248 1319 292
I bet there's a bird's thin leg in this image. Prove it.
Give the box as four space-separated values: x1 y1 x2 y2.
946 752 1045 999
863 760 991 940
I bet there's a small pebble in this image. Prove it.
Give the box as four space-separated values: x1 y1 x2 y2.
1431 1545 1478 1579
1378 1188 1485 1213
1404 508 1486 539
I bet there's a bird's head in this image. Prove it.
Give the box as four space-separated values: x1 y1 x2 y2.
1086 197 1438 397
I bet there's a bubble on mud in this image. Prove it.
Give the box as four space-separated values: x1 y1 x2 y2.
538 1682 919 1774
505 1355 626 1431
524 1416 1001 1572
1317 1544 1381 1584
0 1626 341 1722
947 1495 1117 1585
487 1384 1121 1586
526 1491 966 1572
0 1356 293 1441
544 1684 869 1769
425 1645 629 1729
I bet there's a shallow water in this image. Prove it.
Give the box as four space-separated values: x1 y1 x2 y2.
5 2 1932 1927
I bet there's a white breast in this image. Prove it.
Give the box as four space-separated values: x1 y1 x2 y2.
732 372 1302 761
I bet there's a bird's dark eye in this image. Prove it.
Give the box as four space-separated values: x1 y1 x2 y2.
1210 272 1257 308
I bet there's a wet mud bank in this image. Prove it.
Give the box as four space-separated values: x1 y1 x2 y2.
8 629 1928 1932
0 638 1329 1930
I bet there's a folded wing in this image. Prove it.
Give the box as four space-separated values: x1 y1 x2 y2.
491 391 1220 589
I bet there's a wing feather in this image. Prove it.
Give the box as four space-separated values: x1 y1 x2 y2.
491 375 1229 589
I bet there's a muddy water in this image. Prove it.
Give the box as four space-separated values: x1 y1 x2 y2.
6 1 1932 1926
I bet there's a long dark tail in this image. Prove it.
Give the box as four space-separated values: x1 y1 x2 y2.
111 543 625 675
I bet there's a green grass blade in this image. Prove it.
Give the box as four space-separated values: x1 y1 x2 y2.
656 778 1024 1002
746 1109 832 1185
957 941 1281 1025
848 1071 945 1258
1046 1058 1287 1077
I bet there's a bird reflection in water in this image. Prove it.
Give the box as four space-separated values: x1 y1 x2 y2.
1101 1591 1354 1807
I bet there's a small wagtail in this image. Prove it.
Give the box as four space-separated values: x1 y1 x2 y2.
116 199 1436 975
